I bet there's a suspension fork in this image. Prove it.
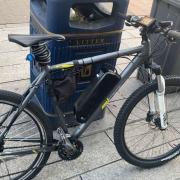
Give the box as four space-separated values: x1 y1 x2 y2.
0 69 48 143
148 63 167 129
156 74 167 129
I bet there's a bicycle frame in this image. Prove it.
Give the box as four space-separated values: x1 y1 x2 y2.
0 44 147 144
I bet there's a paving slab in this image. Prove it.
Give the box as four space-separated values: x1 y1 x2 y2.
0 51 28 66
2 25 29 33
121 31 135 40
120 41 130 49
108 77 143 116
0 31 8 41
0 79 29 93
119 77 143 98
5 23 29 28
116 57 131 65
116 63 138 78
105 128 114 143
77 109 115 137
127 28 141 38
123 24 136 31
69 177 82 180
35 132 120 180
81 157 180 180
108 99 126 117
0 0 29 25
0 41 25 53
0 25 29 41
122 38 141 49
0 63 29 83
110 89 126 103
0 25 5 29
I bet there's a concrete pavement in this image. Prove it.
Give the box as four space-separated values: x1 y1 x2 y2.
0 0 29 25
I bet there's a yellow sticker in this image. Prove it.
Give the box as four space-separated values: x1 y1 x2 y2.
55 64 74 69
81 65 92 78
101 98 110 110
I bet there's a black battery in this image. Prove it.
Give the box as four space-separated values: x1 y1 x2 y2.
74 71 121 123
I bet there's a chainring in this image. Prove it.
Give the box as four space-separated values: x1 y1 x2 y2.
58 140 83 161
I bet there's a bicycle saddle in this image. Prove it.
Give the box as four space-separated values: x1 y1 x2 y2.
8 34 65 47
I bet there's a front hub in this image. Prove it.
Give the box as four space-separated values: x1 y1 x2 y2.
146 111 168 130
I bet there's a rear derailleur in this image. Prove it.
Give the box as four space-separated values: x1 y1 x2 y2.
53 127 83 161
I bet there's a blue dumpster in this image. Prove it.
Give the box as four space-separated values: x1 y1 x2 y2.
30 0 129 127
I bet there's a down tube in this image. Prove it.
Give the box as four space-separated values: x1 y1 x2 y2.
110 54 144 99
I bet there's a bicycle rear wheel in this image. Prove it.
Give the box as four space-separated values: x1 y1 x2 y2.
114 77 180 168
0 90 52 179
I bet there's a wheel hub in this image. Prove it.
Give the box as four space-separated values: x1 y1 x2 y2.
146 111 168 130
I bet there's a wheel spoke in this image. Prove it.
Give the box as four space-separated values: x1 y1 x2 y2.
0 99 49 179
0 148 40 159
4 144 40 150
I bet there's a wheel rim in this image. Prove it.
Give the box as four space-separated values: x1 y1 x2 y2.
124 82 180 161
0 101 48 179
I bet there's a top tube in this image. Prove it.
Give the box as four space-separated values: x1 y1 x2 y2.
50 45 144 71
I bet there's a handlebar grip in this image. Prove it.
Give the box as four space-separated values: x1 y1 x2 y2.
168 30 180 40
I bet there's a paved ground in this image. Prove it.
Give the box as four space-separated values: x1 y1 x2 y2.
0 0 29 25
1 0 180 180
0 0 153 25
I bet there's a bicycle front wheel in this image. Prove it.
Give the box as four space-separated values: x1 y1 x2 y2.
0 90 52 179
114 77 180 168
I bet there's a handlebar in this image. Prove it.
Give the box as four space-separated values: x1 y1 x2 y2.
124 15 180 41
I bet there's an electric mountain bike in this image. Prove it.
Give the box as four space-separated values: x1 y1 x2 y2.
0 15 180 179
